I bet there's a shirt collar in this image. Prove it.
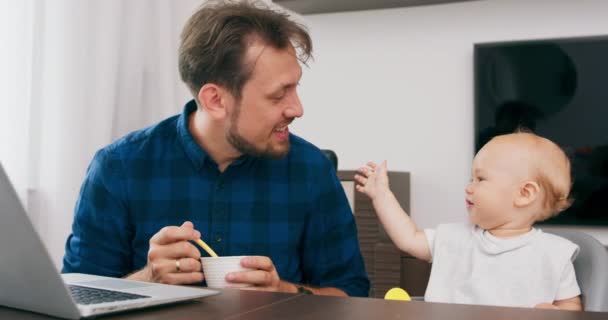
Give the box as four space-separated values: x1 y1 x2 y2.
473 225 541 255
177 100 212 171
176 99 253 171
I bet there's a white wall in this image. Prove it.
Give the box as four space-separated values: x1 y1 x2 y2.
30 0 203 266
0 1 34 204
1 0 205 267
290 0 608 242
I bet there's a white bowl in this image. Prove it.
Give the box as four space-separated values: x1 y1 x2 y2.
201 256 254 288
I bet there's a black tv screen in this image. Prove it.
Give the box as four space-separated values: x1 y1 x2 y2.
474 35 608 226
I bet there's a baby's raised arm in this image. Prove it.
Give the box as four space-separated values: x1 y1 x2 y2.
355 161 431 262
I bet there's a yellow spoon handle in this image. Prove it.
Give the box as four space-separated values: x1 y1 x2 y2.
194 239 219 257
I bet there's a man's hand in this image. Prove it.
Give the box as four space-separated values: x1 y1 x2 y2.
224 256 296 292
127 221 204 285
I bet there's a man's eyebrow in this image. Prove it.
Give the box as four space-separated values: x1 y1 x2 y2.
276 82 298 90
268 79 300 95
267 68 302 95
266 85 289 97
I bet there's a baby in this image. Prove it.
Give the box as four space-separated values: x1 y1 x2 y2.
355 132 582 311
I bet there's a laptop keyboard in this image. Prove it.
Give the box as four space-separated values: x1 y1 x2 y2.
68 285 150 305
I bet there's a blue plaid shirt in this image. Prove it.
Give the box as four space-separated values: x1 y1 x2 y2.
62 100 369 297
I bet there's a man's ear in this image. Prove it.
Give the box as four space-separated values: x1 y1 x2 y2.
514 181 540 208
198 83 228 120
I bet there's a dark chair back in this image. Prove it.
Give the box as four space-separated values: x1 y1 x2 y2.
321 149 338 170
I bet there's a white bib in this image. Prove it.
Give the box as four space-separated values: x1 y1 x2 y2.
423 223 580 308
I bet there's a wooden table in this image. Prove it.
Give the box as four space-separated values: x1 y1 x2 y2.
233 294 608 320
0 289 297 319
1 289 606 320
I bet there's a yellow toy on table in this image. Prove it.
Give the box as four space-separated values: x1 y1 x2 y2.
384 288 412 301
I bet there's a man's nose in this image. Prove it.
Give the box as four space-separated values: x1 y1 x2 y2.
284 92 304 119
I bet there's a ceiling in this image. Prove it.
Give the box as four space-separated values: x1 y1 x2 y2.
273 0 481 15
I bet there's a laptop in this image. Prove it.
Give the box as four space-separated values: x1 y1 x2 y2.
0 163 218 319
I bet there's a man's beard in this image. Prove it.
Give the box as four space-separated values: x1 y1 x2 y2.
226 107 289 159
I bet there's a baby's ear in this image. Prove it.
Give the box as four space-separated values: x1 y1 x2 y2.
514 181 540 208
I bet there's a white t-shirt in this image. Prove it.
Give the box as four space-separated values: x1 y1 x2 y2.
423 223 580 308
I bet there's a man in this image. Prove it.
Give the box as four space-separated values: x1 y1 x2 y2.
62 0 369 297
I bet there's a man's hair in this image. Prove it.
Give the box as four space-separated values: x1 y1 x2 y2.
178 0 312 101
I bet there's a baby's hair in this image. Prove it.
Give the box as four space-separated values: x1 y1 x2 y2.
513 126 533 135
536 170 573 221
531 138 574 221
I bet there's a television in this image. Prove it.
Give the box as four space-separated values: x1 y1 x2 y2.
474 35 608 226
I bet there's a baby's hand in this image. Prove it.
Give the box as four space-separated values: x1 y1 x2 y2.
534 303 559 310
355 161 390 201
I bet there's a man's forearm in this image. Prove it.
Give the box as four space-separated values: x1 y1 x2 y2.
308 287 347 296
281 281 347 297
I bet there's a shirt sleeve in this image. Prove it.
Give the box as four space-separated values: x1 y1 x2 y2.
300 156 370 297
424 228 436 262
555 245 581 301
62 148 133 277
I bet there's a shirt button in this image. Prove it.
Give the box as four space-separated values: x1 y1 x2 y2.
216 181 224 190
215 235 222 243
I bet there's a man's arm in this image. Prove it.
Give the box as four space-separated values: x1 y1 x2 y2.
300 154 370 297
63 149 205 285
282 282 347 296
62 149 133 277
